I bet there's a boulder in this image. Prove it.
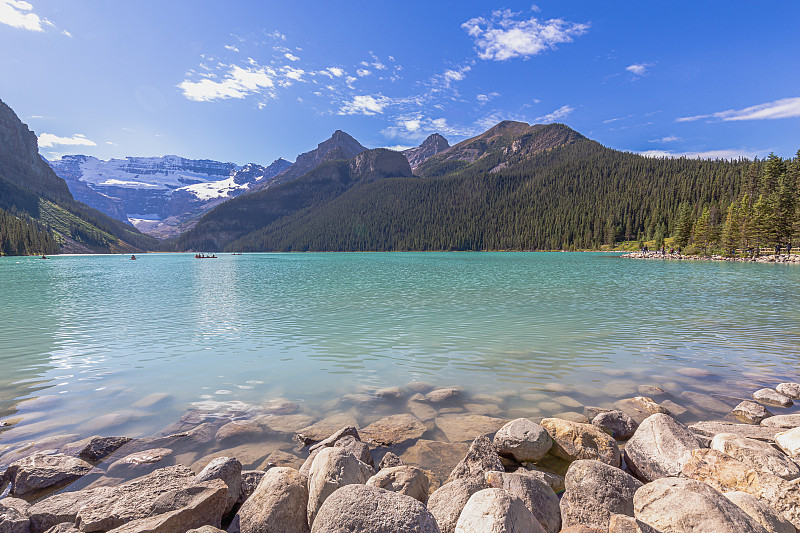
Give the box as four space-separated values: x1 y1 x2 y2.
592 410 638 439
0 497 30 533
407 396 438 422
659 400 688 416
106 448 173 477
367 465 430 502
378 452 404 469
310 484 439 532
732 401 774 424
307 426 360 453
306 447 373 526
681 448 800 529
690 421 782 442
624 413 701 481
454 488 545 533
492 419 552 463
102 479 228 533
608 514 646 533
427 477 487 533
8 453 93 497
28 486 113 532
215 420 265 445
634 477 769 533
333 435 374 466
187 528 226 533
711 433 800 480
194 456 242 514
559 460 642 531
426 387 462 403
435 414 507 443
776 427 800 457
614 397 669 424
294 414 360 446
724 491 795 533
257 450 303 471
753 388 793 408
540 418 620 467
776 383 800 399
446 436 503 483
77 436 133 462
518 467 565 494
485 471 560 533
236 467 309 533
238 470 266 504
360 414 427 446
761 415 800 429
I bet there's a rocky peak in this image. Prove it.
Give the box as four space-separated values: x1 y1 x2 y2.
402 133 451 171
350 148 413 181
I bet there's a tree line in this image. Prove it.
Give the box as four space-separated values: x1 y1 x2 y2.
0 207 59 255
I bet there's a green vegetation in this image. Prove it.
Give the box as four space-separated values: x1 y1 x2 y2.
0 207 59 255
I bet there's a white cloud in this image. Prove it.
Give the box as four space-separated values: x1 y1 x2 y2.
384 144 415 151
282 66 305 81
339 95 391 115
626 63 653 77
602 114 633 124
38 133 97 148
356 68 371 77
178 64 275 102
462 9 589 61
443 67 469 83
676 97 800 123
284 52 299 61
403 119 421 132
327 67 344 77
477 92 500 103
225 45 240 52
535 104 574 123
639 148 759 160
0 0 45 31
649 135 681 143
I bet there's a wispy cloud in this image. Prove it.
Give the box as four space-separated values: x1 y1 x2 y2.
535 104 574 123
639 148 759 160
477 92 500 103
179 64 276 102
284 52 299 62
224 45 240 52
626 63 653 77
677 97 800 123
38 133 97 148
462 8 589 61
649 135 681 143
0 0 67 34
603 114 633 124
339 95 391 116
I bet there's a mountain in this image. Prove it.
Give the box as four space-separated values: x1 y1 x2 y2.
0 99 157 254
48 155 292 237
415 121 585 177
402 133 450 171
176 147 411 251
251 130 366 191
176 121 752 252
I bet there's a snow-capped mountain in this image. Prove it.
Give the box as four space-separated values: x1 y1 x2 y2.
48 155 292 236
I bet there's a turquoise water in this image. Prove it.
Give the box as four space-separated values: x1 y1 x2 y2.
1 252 800 453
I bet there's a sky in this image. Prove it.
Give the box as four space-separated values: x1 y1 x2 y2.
1 1 799 166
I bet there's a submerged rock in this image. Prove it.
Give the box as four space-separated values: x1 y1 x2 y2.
106 447 172 477
425 387 462 403
732 401 774 424
76 436 133 462
360 414 427 446
689 420 782 442
435 414 506 443
753 388 793 408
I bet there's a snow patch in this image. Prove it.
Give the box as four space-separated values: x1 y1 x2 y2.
179 176 249 200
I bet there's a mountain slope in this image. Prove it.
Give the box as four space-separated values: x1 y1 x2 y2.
0 99 158 254
176 148 411 251
403 133 450 171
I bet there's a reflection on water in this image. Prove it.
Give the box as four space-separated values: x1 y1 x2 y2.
0 252 799 453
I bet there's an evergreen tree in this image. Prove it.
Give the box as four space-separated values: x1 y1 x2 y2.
722 201 740 255
674 203 694 248
693 207 712 254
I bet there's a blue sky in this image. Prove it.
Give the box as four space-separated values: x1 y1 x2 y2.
1 1 799 166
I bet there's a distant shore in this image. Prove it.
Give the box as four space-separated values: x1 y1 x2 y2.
621 250 800 264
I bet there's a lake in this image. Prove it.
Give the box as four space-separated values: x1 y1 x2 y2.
2 252 800 476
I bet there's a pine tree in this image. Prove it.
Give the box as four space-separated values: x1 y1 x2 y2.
674 203 694 248
722 202 741 255
693 207 712 255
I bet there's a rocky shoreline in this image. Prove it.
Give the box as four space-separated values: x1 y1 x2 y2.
2 380 800 532
621 250 800 264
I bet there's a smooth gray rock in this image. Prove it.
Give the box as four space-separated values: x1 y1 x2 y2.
592 410 638 439
310 484 439 532
761 415 800 429
306 447 373 527
519 467 565 494
560 460 642 531
454 488 545 533
634 477 769 533
8 453 93 497
753 388 793 408
724 491 795 533
485 471 560 533
366 465 430 502
776 383 800 400
236 467 309 533
426 387 462 403
711 433 800 480
493 418 552 463
446 435 504 483
624 413 701 481
427 477 487 533
194 456 242 515
733 401 774 424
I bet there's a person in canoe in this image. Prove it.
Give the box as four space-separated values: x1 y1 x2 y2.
41 255 48 259
131 254 137 260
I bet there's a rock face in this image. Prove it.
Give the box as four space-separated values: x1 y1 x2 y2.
624 413 701 481
454 488 545 533
634 477 768 533
485 471 560 533
403 133 451 171
776 383 800 399
540 418 621 467
237 467 309 533
427 477 487 533
776 427 800 457
349 148 413 182
310 484 439 533
753 388 793 408
592 410 638 439
8 453 93 497
733 401 775 424
194 456 242 515
306 448 374 526
711 433 800 480
446 436 504 483
724 491 795 533
366 465 430 502
493 418 552 463
559 460 642 531
360 414 427 446
681 448 800 529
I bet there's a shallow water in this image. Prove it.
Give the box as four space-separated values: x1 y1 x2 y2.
1 252 799 478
